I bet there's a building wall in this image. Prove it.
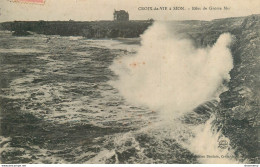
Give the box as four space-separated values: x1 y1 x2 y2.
114 11 129 21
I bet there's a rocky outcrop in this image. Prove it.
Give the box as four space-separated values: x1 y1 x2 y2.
12 30 32 36
215 15 260 163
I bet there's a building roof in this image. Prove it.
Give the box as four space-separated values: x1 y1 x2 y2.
114 10 128 14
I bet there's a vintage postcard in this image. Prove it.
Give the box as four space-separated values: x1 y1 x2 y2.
0 0 259 165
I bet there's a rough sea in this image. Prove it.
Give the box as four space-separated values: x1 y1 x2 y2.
0 29 239 164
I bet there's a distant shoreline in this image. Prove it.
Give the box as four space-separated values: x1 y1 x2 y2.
0 20 153 38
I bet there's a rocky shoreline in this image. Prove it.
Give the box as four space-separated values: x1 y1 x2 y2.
174 14 259 163
216 15 259 163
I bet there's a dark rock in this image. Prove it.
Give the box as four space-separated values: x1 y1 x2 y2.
12 30 31 36
214 15 260 163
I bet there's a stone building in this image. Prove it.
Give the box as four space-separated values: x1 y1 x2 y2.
113 10 129 21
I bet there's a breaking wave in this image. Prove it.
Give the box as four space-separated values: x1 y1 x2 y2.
110 22 239 163
111 22 233 119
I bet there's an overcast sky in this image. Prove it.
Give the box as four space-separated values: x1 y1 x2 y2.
0 0 259 22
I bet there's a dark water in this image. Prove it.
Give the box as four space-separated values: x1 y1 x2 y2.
0 31 236 164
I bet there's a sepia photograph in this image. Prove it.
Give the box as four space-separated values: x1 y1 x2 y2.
0 0 259 165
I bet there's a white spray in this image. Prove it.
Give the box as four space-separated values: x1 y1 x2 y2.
111 22 233 118
110 22 237 163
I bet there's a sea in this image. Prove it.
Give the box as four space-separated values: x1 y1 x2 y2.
0 26 241 164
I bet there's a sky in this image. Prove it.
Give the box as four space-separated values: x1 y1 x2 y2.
0 0 259 22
